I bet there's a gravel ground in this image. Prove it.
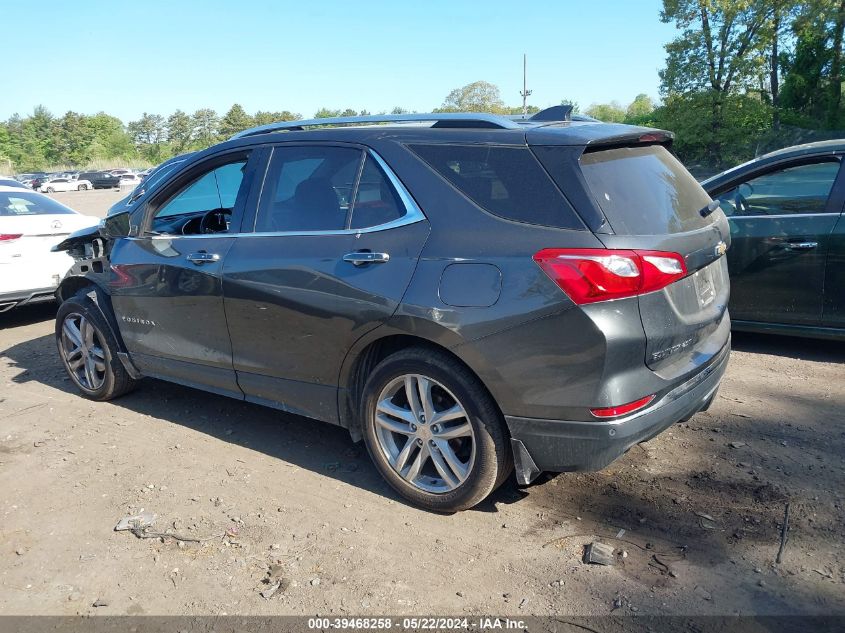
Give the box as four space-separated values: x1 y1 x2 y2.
1 190 843 617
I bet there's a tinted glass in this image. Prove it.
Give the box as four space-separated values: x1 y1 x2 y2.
580 145 713 235
254 146 362 232
716 161 840 217
0 192 76 216
349 155 404 229
410 144 581 229
156 160 247 219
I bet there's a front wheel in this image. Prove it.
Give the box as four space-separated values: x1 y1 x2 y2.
46 187 55 193
77 184 88 191
56 290 138 401
361 347 512 512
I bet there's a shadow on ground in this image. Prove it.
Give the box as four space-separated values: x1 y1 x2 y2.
1 329 528 513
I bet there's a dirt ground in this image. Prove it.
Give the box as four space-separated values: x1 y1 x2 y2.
1 190 843 617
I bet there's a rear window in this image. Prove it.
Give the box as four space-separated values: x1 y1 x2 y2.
0 192 76 216
409 144 583 229
579 145 713 235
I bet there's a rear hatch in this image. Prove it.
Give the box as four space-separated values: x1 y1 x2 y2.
533 137 730 378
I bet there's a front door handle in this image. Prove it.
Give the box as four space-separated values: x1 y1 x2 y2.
342 251 390 265
783 241 818 251
187 252 220 265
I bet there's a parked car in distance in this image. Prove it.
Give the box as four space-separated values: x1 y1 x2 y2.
107 153 196 216
52 110 731 511
30 175 51 190
39 177 93 192
88 172 121 189
703 139 845 340
118 173 142 189
0 178 29 189
0 185 99 312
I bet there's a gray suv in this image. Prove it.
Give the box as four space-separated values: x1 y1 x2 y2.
53 108 731 511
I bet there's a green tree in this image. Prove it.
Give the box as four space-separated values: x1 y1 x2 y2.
436 81 506 113
252 110 300 125
219 104 254 138
127 113 166 145
192 109 219 147
585 101 627 122
166 110 194 153
626 93 656 120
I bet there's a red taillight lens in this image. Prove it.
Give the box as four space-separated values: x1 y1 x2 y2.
0 233 23 243
590 395 655 419
533 248 687 305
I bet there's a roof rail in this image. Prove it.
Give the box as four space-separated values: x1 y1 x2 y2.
229 112 522 139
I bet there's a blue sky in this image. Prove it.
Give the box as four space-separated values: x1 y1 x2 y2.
3 0 678 122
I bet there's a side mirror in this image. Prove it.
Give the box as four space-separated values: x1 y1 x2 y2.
99 211 131 239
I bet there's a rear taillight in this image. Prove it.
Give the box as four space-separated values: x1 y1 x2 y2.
590 395 655 419
0 234 23 243
533 248 687 305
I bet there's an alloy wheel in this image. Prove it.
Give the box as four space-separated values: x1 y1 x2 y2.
373 374 475 494
60 313 106 391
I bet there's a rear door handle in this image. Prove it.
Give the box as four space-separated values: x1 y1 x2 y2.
342 251 390 265
187 252 220 265
783 241 818 251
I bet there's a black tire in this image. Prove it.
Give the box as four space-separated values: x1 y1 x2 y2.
55 289 138 401
46 187 55 193
77 184 88 191
360 347 512 512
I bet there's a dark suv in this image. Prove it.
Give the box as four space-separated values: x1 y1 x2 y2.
53 109 731 511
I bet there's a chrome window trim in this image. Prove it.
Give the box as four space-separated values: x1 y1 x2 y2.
728 212 842 219
135 148 426 240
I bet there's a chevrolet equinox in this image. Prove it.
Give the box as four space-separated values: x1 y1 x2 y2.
53 108 731 511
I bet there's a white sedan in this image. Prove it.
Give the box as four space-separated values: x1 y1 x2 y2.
0 185 99 312
118 173 142 189
39 177 93 193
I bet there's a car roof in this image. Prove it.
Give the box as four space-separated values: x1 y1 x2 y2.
703 138 845 188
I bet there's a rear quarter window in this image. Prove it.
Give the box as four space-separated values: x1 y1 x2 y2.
408 144 584 229
579 145 713 235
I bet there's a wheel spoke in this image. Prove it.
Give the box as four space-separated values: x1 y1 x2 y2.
431 403 466 425
375 412 413 435
403 444 429 483
81 318 95 348
417 377 435 422
376 398 416 424
429 446 460 488
83 356 97 388
68 353 84 371
434 439 469 483
93 359 106 372
63 320 83 348
404 376 423 420
434 422 472 440
392 438 417 473
90 345 105 360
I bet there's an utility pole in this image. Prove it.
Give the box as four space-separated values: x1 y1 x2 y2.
520 53 532 117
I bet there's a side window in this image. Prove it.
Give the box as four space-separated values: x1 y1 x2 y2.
155 160 248 220
717 161 840 217
409 144 581 229
254 146 363 232
349 155 405 229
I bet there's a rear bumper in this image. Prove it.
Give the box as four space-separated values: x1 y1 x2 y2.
505 339 730 484
0 287 58 313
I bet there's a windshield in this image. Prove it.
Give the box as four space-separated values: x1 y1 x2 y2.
0 192 77 216
580 144 714 235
